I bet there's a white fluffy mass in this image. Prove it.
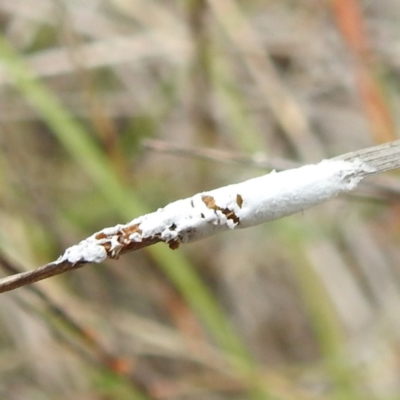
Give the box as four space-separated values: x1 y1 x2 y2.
56 159 373 264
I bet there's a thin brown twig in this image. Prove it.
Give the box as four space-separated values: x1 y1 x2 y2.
142 138 300 170
0 254 96 344
1 139 400 295
0 253 162 398
0 260 87 293
143 139 400 202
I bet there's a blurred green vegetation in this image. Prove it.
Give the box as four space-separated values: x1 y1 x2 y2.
0 1 399 400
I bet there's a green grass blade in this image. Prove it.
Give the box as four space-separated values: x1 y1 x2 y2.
0 35 272 398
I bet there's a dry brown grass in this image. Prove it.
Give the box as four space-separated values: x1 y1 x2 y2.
1 1 400 399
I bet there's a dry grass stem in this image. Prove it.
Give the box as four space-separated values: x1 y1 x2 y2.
1 139 399 294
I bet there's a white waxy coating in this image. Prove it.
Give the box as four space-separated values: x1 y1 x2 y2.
58 238 107 264
56 159 373 264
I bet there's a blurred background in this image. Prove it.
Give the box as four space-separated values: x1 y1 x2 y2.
1 0 400 399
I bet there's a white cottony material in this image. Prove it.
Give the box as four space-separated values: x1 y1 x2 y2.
56 159 373 264
58 239 107 264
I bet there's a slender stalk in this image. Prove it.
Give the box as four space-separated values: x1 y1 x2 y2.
1 139 399 294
